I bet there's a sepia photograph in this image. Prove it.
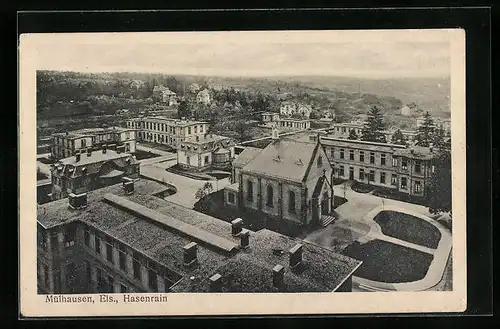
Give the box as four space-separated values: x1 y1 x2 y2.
19 29 467 316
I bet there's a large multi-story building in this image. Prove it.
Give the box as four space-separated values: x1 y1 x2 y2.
126 117 209 150
51 127 137 160
153 85 178 105
50 147 140 200
37 179 362 294
260 112 311 131
279 101 312 118
177 134 236 172
313 136 436 198
224 132 336 227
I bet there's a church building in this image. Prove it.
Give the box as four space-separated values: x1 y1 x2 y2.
224 128 336 227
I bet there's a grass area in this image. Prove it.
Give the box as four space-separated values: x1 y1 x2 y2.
351 181 375 193
133 150 161 160
166 164 213 181
193 190 306 238
342 239 434 283
372 187 427 206
374 210 441 249
137 141 176 153
331 177 347 185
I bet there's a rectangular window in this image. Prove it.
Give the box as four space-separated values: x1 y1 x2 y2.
349 150 354 161
194 126 197 133
339 165 345 177
391 174 398 186
370 152 375 164
340 149 344 159
401 177 408 190
330 147 335 158
228 192 235 204
95 236 101 254
392 158 398 167
247 180 254 201
188 127 192 135
288 191 296 214
414 180 422 193
380 172 386 184
85 260 92 284
118 244 127 272
266 185 274 207
369 170 375 182
106 239 114 264
84 229 90 247
64 224 76 247
148 268 158 291
359 169 365 180
381 154 386 166
200 125 204 132
415 160 422 174
359 151 364 162
204 155 209 165
402 158 408 170
133 252 142 281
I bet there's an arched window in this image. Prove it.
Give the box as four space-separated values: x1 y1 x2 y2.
266 185 274 207
288 191 296 214
247 180 253 201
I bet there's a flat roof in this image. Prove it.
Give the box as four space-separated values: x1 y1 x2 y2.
57 149 132 167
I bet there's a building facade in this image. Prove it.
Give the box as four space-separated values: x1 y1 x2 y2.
328 122 417 144
50 148 140 200
126 116 209 150
37 180 361 294
177 134 236 172
279 101 312 118
196 89 211 105
319 136 435 198
51 127 137 160
261 112 311 131
225 135 336 227
152 85 178 105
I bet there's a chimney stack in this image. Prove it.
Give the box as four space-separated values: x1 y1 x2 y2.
68 192 88 210
87 148 92 157
75 151 81 162
272 264 285 290
183 242 198 266
209 273 222 292
231 218 243 236
240 229 250 249
124 181 134 195
289 243 303 269
102 144 107 154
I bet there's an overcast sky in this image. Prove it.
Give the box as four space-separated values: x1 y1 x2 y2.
32 31 452 79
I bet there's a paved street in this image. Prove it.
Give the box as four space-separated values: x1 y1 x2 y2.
139 159 231 208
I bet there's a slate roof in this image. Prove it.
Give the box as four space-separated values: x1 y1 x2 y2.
232 147 263 168
320 137 406 153
241 139 318 182
37 179 362 293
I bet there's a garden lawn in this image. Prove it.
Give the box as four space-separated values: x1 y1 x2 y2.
342 240 433 283
374 210 441 249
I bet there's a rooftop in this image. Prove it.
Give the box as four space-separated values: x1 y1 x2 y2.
320 136 407 153
277 118 311 123
37 179 361 293
57 149 133 167
129 116 208 126
183 134 232 145
393 146 435 160
53 126 133 139
242 139 319 182
232 147 263 168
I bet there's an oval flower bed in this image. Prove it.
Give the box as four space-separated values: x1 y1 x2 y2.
373 210 441 249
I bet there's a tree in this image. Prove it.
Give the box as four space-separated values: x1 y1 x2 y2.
177 100 192 119
427 136 452 215
391 129 408 146
432 124 446 149
415 111 435 147
195 182 214 200
361 106 386 143
348 129 358 140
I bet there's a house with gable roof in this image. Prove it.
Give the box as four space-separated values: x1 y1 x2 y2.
224 128 336 227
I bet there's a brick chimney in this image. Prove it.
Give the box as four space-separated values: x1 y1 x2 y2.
68 192 88 210
272 264 285 290
209 273 222 292
183 242 198 266
289 243 303 269
231 218 243 236
240 229 250 249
